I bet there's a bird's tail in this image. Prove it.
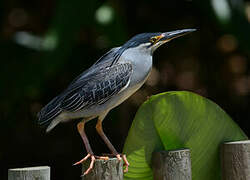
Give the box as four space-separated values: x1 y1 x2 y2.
37 95 63 131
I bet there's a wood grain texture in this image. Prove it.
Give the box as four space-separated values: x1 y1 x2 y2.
8 166 50 180
82 158 123 180
221 140 250 180
152 149 191 180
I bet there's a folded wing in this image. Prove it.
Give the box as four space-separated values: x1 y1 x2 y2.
61 63 133 112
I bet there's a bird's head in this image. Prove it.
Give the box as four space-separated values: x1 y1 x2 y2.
122 29 196 54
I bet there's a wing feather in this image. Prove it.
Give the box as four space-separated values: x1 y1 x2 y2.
61 63 132 112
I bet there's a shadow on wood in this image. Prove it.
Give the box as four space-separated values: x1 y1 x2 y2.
82 158 123 180
152 149 191 180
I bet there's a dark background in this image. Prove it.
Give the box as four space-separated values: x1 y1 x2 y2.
1 0 250 179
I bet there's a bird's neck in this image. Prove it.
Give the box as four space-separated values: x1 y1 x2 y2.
121 48 153 86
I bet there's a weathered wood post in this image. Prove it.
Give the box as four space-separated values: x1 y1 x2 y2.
82 158 123 180
8 166 50 180
152 149 191 180
221 140 250 180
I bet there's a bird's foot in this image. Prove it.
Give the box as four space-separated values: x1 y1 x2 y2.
105 153 129 173
119 154 129 173
73 154 109 176
73 154 109 166
73 153 129 175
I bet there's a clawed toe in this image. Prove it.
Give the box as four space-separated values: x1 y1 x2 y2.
115 154 129 173
81 155 95 176
73 154 111 176
73 154 91 166
102 153 129 173
116 154 122 161
95 155 109 160
122 154 129 173
73 153 96 176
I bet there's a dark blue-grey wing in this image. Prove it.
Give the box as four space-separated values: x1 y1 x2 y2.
61 63 132 112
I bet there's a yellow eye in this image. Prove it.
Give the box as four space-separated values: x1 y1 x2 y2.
150 37 158 43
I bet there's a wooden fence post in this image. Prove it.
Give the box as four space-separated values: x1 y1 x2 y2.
152 149 191 180
8 166 50 180
82 157 123 180
221 140 250 180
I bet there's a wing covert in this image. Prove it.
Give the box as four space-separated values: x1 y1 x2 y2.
61 63 132 112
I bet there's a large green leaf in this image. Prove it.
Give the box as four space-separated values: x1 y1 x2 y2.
123 91 247 180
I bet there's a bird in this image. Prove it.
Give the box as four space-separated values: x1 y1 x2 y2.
37 28 196 176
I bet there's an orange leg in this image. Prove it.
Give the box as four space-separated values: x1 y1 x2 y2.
73 121 108 176
96 119 129 172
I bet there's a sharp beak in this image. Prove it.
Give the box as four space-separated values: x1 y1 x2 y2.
160 29 196 42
